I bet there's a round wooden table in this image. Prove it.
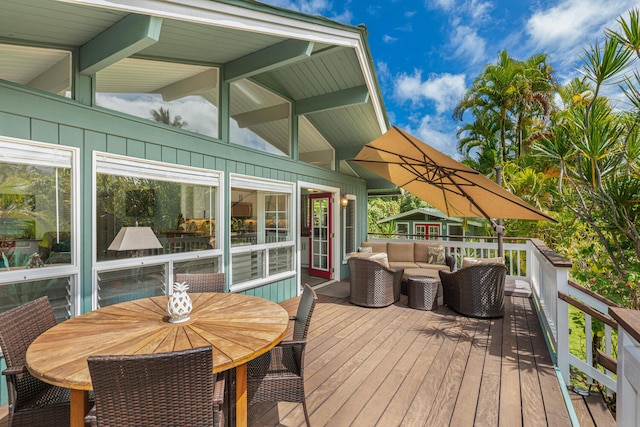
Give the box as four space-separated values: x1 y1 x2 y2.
26 293 290 427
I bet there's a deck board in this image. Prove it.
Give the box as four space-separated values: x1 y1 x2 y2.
248 283 615 427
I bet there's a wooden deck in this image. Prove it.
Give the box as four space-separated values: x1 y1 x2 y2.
0 282 616 427
248 282 614 427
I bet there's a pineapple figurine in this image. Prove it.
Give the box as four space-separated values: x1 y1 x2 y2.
167 281 193 323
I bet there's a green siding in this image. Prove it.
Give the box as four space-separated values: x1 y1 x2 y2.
0 81 368 308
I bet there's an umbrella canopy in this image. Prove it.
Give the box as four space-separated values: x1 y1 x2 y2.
352 126 555 222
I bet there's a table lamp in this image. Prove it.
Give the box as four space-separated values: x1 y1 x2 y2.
108 225 162 257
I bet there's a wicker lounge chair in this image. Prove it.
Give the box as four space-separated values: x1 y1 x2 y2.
247 284 318 427
439 263 507 318
347 257 403 307
0 297 72 427
175 272 226 293
85 346 224 427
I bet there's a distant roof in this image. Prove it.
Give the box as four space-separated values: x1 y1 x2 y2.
377 208 484 226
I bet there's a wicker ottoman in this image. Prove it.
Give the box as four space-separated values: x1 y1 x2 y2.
407 276 440 310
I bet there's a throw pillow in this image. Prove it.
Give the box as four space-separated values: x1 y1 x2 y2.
461 256 505 269
358 246 373 253
427 245 446 265
369 252 390 269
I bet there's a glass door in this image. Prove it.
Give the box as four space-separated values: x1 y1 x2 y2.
308 193 332 279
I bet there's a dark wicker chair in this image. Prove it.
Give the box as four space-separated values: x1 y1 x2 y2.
175 272 226 293
0 296 72 427
247 284 318 427
85 346 224 427
347 257 403 307
439 263 507 318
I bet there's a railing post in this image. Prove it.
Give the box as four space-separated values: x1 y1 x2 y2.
556 266 570 382
609 308 640 427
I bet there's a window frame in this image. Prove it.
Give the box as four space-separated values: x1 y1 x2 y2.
92 152 224 309
0 136 80 319
229 174 295 292
342 194 356 261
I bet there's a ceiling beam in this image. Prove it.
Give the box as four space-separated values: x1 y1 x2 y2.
295 85 369 115
224 39 314 83
79 14 163 75
157 69 219 101
233 103 290 128
27 54 71 94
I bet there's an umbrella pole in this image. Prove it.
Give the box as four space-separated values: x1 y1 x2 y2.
495 166 504 258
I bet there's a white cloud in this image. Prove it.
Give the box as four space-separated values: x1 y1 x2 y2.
395 71 467 114
450 24 487 64
403 115 459 156
526 0 638 71
383 34 398 43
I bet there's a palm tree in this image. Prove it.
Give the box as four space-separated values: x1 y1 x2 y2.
150 107 187 128
454 50 556 163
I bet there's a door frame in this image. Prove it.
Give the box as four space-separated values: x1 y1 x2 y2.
308 192 333 279
297 181 340 290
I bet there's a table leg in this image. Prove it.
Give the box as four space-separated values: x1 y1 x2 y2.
235 363 248 427
70 389 90 427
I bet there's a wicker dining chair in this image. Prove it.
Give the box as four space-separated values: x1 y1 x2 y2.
246 284 318 427
0 296 71 427
347 257 403 307
85 346 224 427
439 263 507 318
175 272 226 293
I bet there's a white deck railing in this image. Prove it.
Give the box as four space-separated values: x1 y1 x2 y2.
367 234 622 405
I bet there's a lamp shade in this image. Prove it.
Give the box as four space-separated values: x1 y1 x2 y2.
108 226 162 251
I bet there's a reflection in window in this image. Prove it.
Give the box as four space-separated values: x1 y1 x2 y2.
0 43 72 98
95 58 219 138
96 176 217 261
0 157 72 268
298 116 335 170
0 138 77 319
229 175 294 288
343 197 356 256
94 154 222 307
230 79 291 156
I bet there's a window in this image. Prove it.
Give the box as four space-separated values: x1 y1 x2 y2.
343 196 356 258
414 223 440 241
299 116 334 170
0 137 79 321
396 222 409 235
230 79 291 156
0 43 72 98
95 58 219 138
94 154 222 307
230 175 294 290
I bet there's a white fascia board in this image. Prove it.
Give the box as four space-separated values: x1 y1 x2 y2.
59 0 387 134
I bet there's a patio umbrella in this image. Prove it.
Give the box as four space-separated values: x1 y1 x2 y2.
352 126 556 255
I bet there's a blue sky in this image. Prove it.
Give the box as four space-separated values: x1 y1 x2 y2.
260 0 639 157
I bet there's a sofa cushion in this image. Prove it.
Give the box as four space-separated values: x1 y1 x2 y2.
358 246 373 253
387 242 414 263
388 261 419 269
414 242 442 263
415 262 451 271
461 256 505 269
361 242 387 253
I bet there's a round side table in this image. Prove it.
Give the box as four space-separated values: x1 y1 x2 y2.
407 276 440 310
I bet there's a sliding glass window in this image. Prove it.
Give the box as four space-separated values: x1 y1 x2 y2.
230 174 294 290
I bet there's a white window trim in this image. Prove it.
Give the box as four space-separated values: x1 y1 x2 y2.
229 174 295 292
342 194 356 263
0 136 81 316
92 152 224 309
